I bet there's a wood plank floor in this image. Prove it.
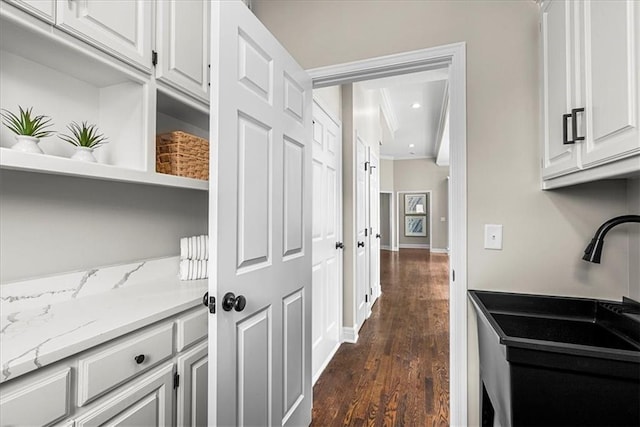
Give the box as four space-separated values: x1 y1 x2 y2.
311 249 450 427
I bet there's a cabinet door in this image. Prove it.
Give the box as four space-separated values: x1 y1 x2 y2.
74 364 173 427
541 0 580 179
176 341 208 427
580 0 640 167
156 0 210 102
5 0 54 23
56 0 153 71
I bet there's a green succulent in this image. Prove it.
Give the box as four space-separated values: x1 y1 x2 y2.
1 106 54 138
59 121 108 149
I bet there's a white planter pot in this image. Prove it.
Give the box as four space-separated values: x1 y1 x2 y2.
71 147 97 162
11 135 43 154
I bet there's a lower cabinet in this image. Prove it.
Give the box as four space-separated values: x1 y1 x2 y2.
0 307 208 427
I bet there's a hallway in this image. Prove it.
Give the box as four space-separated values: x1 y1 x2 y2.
311 249 450 426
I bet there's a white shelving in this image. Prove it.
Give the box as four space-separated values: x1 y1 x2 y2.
0 148 208 190
0 1 210 191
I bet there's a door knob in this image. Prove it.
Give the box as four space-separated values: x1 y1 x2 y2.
222 292 247 312
335 242 344 249
357 241 365 248
376 234 381 239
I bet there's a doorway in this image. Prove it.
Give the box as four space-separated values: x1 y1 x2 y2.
308 43 467 424
379 192 393 251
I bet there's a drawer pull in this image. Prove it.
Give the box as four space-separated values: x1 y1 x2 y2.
134 354 146 364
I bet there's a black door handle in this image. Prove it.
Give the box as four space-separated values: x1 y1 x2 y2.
335 242 344 249
376 234 381 239
357 241 365 248
222 292 246 312
571 108 585 142
563 113 574 145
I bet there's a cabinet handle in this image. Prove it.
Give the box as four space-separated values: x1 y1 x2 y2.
562 113 574 145
571 108 585 142
134 354 145 364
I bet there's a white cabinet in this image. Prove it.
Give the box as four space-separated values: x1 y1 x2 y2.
4 0 54 22
156 0 210 103
74 364 174 427
176 341 208 427
56 0 153 71
540 0 640 189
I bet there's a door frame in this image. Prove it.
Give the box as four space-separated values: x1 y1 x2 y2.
379 191 395 251
308 42 468 426
396 190 433 250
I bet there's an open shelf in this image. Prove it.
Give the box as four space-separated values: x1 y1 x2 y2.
0 148 208 190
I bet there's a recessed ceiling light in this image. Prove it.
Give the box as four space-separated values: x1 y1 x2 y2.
411 103 421 109
409 144 415 148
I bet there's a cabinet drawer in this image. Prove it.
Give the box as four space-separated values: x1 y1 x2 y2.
0 368 70 427
75 363 173 427
176 308 208 351
77 323 173 406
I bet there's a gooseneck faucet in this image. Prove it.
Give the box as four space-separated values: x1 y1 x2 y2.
583 215 640 263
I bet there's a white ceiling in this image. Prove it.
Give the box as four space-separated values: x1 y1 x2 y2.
356 69 448 160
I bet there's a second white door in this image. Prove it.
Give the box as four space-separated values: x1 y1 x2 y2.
311 100 343 383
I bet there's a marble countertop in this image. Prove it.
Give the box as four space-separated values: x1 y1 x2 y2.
0 257 207 384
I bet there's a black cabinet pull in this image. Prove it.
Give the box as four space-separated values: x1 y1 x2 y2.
562 113 574 145
357 241 365 248
134 354 145 364
571 108 585 142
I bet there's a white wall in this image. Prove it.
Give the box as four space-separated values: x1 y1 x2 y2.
0 170 208 282
313 86 342 120
380 158 394 192
252 2 632 424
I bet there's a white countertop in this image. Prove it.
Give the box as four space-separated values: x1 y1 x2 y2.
0 257 208 384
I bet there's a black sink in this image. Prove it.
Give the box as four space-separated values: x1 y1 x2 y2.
469 290 640 427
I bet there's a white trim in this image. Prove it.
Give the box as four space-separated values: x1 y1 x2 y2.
399 243 430 249
380 155 395 160
308 42 467 426
430 248 449 254
379 190 395 252
341 326 358 344
434 81 450 161
379 88 399 132
312 341 341 385
386 155 435 161
380 245 392 251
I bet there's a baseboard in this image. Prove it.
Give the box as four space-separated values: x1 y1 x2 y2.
312 341 341 385
430 247 449 254
399 243 430 249
380 245 392 251
341 326 359 344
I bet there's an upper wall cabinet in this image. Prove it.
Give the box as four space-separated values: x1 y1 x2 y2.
56 0 153 72
540 0 640 189
155 0 210 103
4 0 53 22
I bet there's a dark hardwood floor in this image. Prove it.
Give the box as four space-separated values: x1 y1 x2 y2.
311 249 450 427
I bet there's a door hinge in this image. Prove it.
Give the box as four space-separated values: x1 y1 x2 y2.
365 294 368 303
365 228 368 237
173 372 180 389
364 161 369 171
452 269 456 282
152 50 158 67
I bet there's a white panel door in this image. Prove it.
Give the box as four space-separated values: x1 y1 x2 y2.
541 0 580 179
156 0 210 102
311 100 342 384
368 151 381 304
209 2 312 426
56 0 152 70
579 0 640 167
355 134 369 331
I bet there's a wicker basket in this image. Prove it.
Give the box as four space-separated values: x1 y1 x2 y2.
156 131 209 181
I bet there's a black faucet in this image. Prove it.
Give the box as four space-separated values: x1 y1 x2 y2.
582 215 640 263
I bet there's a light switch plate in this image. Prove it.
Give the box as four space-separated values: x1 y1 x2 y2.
484 224 503 250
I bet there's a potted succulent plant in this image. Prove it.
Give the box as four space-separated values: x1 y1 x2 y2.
1 106 54 154
59 121 108 163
